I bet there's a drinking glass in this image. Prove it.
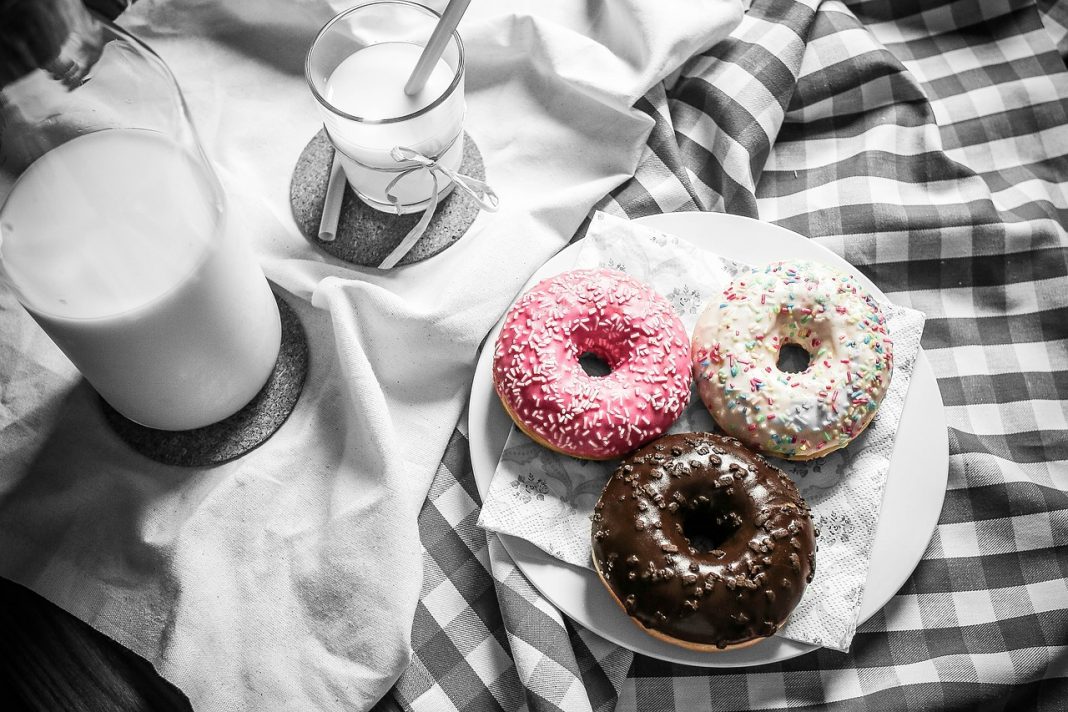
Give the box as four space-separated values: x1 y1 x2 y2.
305 1 466 214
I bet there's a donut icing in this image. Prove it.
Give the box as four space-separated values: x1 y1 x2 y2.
691 261 893 460
493 269 691 460
592 433 817 651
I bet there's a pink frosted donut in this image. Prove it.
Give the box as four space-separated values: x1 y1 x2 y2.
493 269 692 460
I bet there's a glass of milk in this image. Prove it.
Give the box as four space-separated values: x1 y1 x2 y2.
305 1 466 214
0 14 282 432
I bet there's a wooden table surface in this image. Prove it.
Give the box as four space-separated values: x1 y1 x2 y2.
0 577 191 712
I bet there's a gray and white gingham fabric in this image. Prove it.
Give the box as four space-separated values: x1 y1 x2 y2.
378 0 1068 709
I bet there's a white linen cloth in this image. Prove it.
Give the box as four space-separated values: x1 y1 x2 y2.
0 1 743 710
477 212 926 652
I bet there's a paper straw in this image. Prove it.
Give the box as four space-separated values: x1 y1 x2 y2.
404 0 471 96
318 150 344 242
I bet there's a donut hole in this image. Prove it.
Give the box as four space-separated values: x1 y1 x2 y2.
776 342 811 374
682 498 742 553
579 352 612 377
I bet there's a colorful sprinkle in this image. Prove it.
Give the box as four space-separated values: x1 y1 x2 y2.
692 261 893 460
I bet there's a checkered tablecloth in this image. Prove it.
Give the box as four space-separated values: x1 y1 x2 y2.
376 1 1068 709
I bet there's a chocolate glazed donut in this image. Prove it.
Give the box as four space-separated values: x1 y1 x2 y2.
591 433 818 651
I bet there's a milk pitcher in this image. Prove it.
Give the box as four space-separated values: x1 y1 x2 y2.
0 2 281 431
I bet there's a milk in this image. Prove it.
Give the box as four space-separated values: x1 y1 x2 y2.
0 129 281 431
321 41 464 211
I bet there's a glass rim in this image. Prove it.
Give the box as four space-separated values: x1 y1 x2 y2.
305 0 466 126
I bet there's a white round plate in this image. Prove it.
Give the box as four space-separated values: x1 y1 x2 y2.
469 212 949 667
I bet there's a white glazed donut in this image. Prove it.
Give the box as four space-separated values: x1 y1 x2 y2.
691 261 893 461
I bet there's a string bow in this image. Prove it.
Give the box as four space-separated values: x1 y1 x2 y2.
378 144 499 269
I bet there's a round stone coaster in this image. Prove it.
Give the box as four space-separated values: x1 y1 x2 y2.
290 129 484 267
102 291 308 468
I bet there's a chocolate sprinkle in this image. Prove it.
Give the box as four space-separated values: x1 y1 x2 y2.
592 433 817 650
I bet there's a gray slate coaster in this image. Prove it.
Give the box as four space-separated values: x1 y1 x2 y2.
102 290 308 467
290 129 484 267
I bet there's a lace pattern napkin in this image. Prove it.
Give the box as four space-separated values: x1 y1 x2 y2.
477 211 926 651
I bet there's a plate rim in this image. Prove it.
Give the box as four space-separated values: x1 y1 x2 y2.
468 211 948 667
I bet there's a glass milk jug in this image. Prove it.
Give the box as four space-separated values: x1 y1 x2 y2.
0 5 281 431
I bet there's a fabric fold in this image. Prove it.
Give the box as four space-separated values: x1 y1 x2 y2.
0 2 744 710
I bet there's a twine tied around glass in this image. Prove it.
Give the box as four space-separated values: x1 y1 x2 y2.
323 130 498 269
381 141 498 269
